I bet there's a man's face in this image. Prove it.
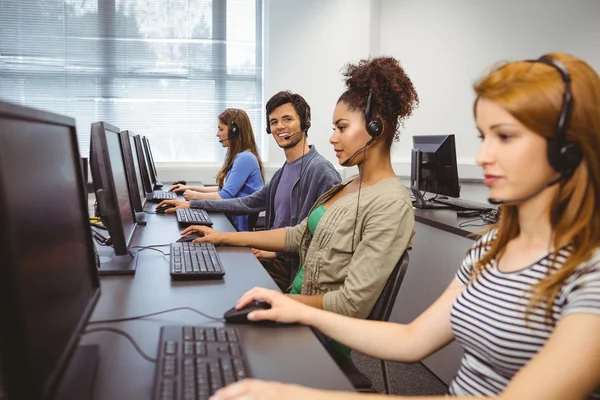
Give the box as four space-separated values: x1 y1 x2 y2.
268 103 305 149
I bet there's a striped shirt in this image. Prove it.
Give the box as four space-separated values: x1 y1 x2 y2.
449 230 600 397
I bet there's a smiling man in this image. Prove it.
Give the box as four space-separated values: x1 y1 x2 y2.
158 91 341 289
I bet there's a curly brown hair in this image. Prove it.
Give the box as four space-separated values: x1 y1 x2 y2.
337 56 419 147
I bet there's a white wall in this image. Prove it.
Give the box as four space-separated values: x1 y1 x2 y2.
380 0 600 179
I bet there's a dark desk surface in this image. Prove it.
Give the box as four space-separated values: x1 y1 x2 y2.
83 202 354 399
413 208 486 239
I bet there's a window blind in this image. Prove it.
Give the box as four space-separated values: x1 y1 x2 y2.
0 0 264 162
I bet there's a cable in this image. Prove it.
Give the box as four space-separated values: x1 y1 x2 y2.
131 246 170 256
83 327 157 363
351 146 367 252
87 306 225 325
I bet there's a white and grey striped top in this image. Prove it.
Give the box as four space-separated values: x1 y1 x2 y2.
449 230 600 397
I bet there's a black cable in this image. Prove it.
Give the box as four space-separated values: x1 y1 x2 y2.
83 327 157 363
351 146 367 252
88 306 225 325
131 246 170 256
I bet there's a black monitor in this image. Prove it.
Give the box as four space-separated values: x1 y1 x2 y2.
133 134 154 194
119 130 148 226
411 134 461 209
142 136 163 189
89 121 138 274
0 101 101 400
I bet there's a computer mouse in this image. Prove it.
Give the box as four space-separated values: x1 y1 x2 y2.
176 233 203 243
155 204 176 214
223 300 272 324
173 180 187 185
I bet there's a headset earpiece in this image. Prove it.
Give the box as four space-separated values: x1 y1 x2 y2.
531 56 582 176
364 89 383 138
229 109 240 138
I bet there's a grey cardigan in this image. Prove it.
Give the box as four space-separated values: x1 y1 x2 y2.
285 176 415 319
190 145 341 274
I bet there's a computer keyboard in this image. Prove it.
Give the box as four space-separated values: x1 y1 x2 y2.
176 208 213 226
431 196 495 211
170 242 224 280
147 191 177 202
153 326 249 400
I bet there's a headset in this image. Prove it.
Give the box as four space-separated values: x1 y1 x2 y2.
534 56 582 175
364 88 383 139
228 108 240 139
488 56 583 205
340 88 383 167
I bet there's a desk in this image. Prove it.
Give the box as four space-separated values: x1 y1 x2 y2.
82 202 354 399
390 205 489 385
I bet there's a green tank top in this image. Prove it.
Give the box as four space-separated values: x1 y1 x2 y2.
290 204 351 358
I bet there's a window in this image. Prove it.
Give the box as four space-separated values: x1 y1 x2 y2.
0 0 264 162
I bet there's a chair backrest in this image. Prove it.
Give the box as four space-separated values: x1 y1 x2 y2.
367 251 410 322
248 213 260 231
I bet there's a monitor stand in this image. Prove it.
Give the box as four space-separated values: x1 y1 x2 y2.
96 246 138 276
54 345 99 400
135 211 148 226
153 181 164 190
411 188 451 210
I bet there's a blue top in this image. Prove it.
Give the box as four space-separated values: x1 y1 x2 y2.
218 151 264 231
272 155 305 229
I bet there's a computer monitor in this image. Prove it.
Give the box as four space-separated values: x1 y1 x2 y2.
89 121 138 274
0 101 101 400
142 136 163 189
133 134 154 194
411 134 460 209
119 130 148 226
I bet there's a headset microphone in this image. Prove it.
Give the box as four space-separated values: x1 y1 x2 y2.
340 136 376 167
218 138 229 143
276 129 305 141
487 173 564 205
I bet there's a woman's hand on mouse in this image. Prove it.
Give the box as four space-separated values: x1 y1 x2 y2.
156 200 189 214
235 287 311 325
169 184 188 192
181 225 224 245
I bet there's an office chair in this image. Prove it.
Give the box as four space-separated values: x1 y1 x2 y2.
248 213 261 231
316 251 410 394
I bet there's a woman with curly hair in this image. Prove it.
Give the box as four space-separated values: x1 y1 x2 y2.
211 53 600 399
182 56 418 328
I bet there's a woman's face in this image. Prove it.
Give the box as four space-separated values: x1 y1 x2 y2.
330 101 373 166
216 120 230 148
475 98 556 204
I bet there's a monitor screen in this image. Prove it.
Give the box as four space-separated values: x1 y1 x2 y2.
134 134 153 193
142 136 158 184
89 122 137 255
128 133 146 205
412 134 460 198
0 101 100 399
118 130 145 213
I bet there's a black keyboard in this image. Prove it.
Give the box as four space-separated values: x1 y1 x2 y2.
147 191 177 202
170 242 224 280
153 326 249 400
431 197 495 211
176 208 213 226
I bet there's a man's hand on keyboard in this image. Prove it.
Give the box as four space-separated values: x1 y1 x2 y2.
250 248 277 260
156 199 188 214
181 225 223 245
